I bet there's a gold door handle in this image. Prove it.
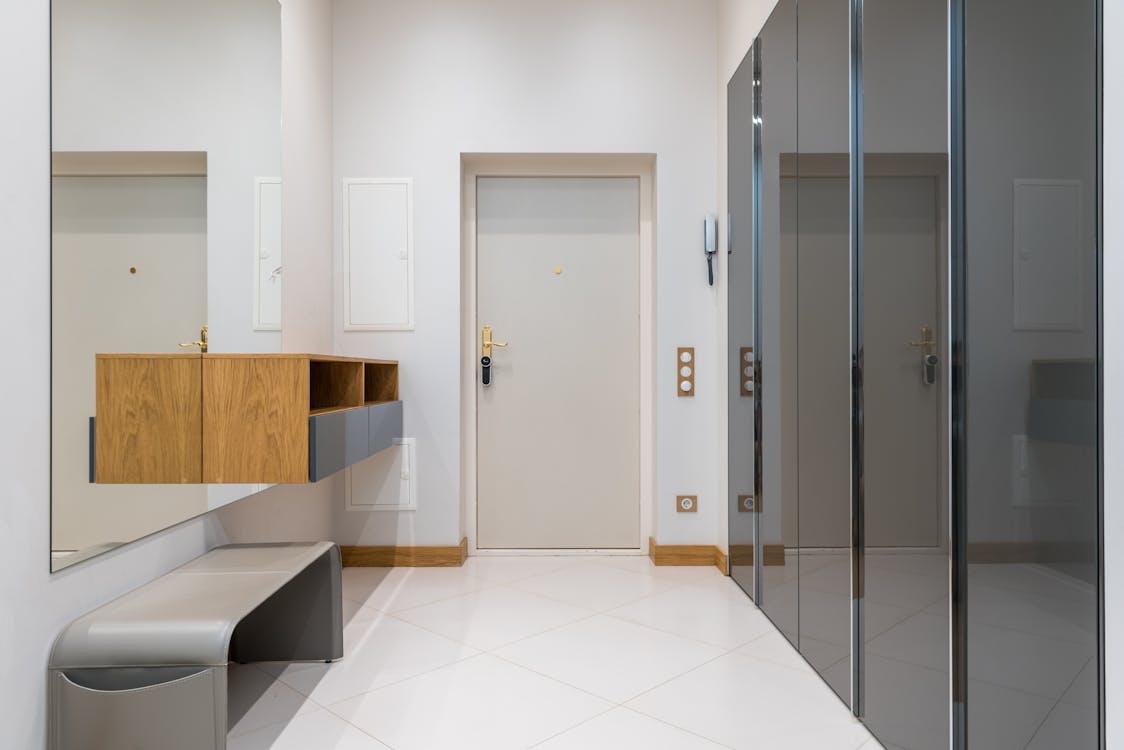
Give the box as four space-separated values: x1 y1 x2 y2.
481 325 508 357
179 325 209 353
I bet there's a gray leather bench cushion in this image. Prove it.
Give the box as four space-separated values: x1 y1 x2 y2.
50 542 335 670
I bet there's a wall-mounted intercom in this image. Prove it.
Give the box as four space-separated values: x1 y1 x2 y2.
704 214 718 286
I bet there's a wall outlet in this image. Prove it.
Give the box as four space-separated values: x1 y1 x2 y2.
676 495 698 513
737 494 759 513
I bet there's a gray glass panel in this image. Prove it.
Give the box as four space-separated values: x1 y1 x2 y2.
727 44 757 602
860 0 950 747
752 0 800 648
963 0 1100 747
795 0 852 704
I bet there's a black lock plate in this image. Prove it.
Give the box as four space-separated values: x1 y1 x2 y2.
481 355 492 386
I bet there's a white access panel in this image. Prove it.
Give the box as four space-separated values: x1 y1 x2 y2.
343 178 414 330
1013 179 1083 331
345 439 417 511
254 177 282 331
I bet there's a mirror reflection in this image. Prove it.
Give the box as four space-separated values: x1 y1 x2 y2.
50 0 282 571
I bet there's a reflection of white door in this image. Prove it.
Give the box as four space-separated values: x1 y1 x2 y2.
476 177 641 549
864 176 941 547
789 174 941 549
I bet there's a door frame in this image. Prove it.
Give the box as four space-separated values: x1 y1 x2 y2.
460 153 657 556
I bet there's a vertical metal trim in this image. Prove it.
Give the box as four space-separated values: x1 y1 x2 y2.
751 36 765 604
849 0 866 720
1095 0 1105 745
48 0 55 572
949 0 968 746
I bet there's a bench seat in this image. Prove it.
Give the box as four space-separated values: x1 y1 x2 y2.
48 542 343 750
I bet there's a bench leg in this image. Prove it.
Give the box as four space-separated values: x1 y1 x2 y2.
229 545 344 663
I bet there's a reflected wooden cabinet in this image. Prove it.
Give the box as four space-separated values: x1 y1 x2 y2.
94 354 400 484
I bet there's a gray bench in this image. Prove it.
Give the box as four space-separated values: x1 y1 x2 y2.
48 542 343 750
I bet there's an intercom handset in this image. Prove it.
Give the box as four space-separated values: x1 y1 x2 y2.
704 215 718 286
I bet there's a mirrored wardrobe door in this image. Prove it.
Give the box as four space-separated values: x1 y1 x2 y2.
753 0 800 648
961 0 1101 746
859 0 950 747
728 40 757 603
794 0 853 704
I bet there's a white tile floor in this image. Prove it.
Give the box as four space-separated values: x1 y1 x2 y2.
227 556 880 750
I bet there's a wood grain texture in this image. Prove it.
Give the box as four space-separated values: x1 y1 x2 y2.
967 542 1095 564
729 544 787 567
364 362 400 402
714 547 729 575
309 361 364 411
341 537 469 567
95 355 202 483
648 537 728 572
203 357 309 483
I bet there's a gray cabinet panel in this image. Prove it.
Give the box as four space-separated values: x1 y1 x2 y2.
310 402 403 481
368 401 403 457
309 410 347 482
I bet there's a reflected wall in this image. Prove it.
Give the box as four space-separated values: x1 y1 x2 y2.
961 0 1100 746
50 0 283 570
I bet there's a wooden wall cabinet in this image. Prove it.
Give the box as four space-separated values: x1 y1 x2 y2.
94 354 400 484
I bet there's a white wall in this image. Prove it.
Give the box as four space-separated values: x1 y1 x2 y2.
218 0 340 541
1104 0 1123 743
0 10 220 747
332 0 721 548
0 0 335 744
279 0 335 355
717 0 780 555
52 0 283 356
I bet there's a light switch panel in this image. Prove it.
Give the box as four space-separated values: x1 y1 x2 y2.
677 347 695 397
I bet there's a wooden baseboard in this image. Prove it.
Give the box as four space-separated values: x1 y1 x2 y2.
967 541 1095 565
648 537 728 573
342 537 468 567
714 547 729 575
729 544 786 567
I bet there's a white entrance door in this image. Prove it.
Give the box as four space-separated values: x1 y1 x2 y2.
476 176 641 549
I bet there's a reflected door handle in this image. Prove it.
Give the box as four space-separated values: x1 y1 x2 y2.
922 353 938 386
178 324 209 353
907 324 935 357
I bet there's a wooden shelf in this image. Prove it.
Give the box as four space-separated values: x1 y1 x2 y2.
95 353 401 484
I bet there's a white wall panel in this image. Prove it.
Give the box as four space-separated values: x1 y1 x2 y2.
343 178 414 330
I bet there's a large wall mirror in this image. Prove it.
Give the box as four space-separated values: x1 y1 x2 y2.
51 0 283 571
